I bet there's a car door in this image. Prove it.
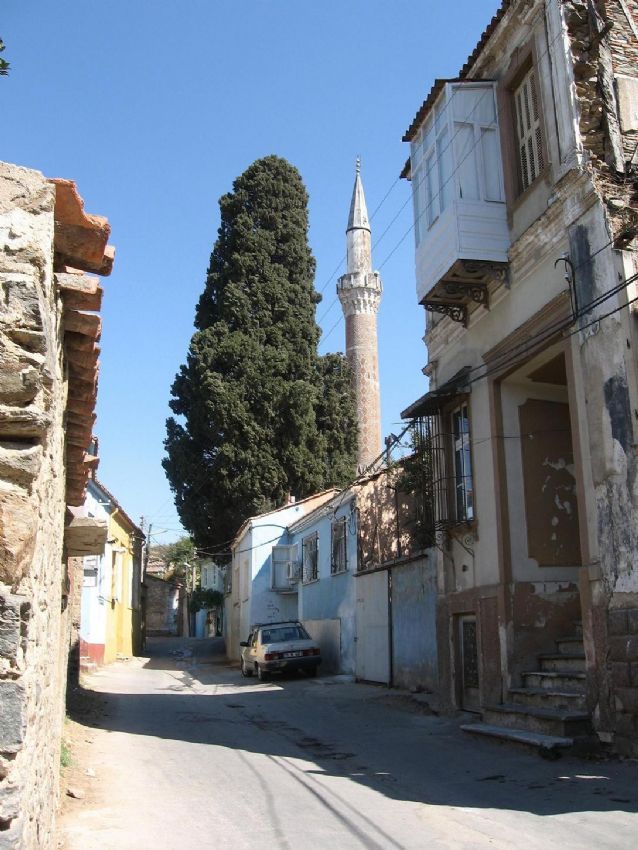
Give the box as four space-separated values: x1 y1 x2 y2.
242 632 253 666
248 630 259 667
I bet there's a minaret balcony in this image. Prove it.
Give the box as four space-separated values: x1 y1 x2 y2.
337 271 382 317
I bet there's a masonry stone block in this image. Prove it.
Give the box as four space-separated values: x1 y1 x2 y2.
627 637 638 661
608 608 628 635
0 682 25 751
626 608 638 634
611 661 631 688
0 595 22 663
608 635 629 661
0 493 39 587
614 712 637 738
615 687 638 715
608 634 638 661
614 734 638 758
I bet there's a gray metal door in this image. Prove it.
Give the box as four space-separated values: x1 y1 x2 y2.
355 571 390 684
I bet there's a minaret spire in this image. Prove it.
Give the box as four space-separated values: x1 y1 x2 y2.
337 161 383 472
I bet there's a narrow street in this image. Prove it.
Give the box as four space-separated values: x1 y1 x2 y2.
58 637 638 850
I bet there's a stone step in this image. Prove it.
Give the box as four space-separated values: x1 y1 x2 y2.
461 722 573 756
522 670 586 691
555 636 584 655
509 687 586 711
539 652 586 673
482 703 591 737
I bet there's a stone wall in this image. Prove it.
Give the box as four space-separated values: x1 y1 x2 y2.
564 0 638 240
0 163 68 847
607 604 638 754
145 575 181 636
0 161 112 847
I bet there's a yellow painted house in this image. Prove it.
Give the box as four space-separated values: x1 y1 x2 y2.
80 476 144 668
104 503 142 663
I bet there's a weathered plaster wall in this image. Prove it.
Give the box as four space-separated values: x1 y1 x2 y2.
296 501 357 674
410 0 638 728
0 163 68 847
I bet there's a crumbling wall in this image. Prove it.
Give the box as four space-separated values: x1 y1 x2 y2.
0 163 68 847
356 467 422 569
563 2 638 752
563 0 638 240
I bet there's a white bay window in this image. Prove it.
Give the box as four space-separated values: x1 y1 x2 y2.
411 82 504 248
408 80 510 308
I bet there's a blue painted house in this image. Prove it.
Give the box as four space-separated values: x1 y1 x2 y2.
287 491 358 675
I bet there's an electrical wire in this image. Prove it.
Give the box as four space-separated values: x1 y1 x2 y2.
321 22 575 341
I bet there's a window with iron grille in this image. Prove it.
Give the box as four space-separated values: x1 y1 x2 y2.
452 403 474 522
331 518 347 574
302 533 318 583
514 66 544 191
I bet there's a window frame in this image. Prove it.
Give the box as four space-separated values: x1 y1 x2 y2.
330 517 348 575
410 81 504 249
512 64 545 193
302 532 319 584
271 543 299 589
450 401 474 524
497 43 550 208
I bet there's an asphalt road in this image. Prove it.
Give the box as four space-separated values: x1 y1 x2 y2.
59 636 638 850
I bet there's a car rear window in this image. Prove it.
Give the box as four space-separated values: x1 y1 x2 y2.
260 625 309 644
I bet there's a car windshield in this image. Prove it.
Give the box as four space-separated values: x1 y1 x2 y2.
260 625 309 644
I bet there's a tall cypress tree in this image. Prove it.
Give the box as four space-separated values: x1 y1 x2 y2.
164 156 358 549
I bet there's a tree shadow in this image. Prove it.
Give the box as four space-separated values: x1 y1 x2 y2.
68 637 638 822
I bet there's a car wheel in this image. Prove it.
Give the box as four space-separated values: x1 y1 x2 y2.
257 664 269 682
241 658 253 677
307 666 318 677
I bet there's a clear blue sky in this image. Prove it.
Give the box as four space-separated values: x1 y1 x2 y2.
2 0 499 544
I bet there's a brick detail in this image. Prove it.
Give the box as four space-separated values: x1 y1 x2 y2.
344 312 382 470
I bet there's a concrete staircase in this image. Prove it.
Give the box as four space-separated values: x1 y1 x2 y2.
462 625 593 757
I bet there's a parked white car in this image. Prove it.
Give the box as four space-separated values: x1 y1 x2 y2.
240 621 321 681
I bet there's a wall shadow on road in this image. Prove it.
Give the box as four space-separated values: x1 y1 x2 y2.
72 648 638 822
